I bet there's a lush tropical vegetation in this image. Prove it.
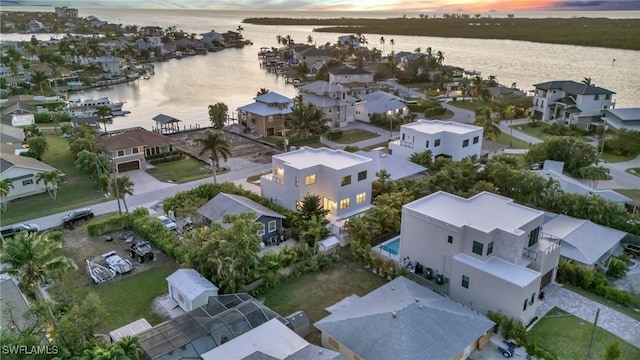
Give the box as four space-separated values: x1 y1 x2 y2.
194 131 232 183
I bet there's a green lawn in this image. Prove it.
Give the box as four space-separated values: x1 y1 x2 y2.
493 132 532 149
616 189 640 207
528 307 640 360
510 122 549 140
263 253 387 345
435 109 455 120
626 168 640 177
146 158 212 183
333 129 379 144
600 152 639 163
447 100 493 112
2 135 108 225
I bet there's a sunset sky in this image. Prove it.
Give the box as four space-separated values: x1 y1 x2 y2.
3 0 640 11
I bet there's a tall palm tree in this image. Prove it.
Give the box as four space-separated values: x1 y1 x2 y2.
95 105 111 133
276 35 283 46
474 107 502 141
290 95 329 139
436 50 445 65
208 102 228 129
0 178 14 212
0 232 77 297
582 77 592 86
300 215 328 252
307 35 313 45
256 88 269 96
389 38 395 53
115 336 143 359
578 165 609 188
195 131 231 184
35 170 64 200
110 175 134 213
30 70 48 93
379 36 385 54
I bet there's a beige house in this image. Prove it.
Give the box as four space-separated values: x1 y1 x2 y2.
238 92 292 137
96 127 174 173
0 153 60 201
400 191 561 324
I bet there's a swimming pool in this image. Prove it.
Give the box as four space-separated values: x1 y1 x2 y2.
380 237 400 256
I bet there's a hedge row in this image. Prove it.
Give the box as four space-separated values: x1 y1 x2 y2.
326 129 343 140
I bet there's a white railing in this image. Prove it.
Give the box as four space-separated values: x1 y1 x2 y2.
263 174 284 185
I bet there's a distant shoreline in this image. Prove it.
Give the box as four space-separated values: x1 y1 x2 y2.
242 17 640 50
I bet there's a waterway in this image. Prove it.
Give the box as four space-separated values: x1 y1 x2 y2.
2 8 639 131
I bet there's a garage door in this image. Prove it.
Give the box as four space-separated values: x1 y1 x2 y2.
117 160 140 172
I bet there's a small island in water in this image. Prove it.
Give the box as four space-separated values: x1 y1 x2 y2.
243 16 640 50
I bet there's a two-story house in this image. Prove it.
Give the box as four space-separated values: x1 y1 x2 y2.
389 120 483 161
298 81 358 128
532 80 615 129
399 191 561 324
136 37 162 51
201 30 225 48
28 20 43 33
294 46 329 67
356 90 408 123
96 127 174 173
328 66 379 97
261 147 375 242
54 6 78 18
237 92 292 137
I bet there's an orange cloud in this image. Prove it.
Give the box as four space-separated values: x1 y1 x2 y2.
395 0 560 12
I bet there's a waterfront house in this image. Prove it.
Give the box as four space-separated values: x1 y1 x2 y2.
355 90 408 123
600 108 640 131
136 36 162 51
86 15 107 28
532 160 631 205
166 268 219 313
329 66 379 97
261 147 375 242
298 80 357 128
314 276 494 360
532 80 615 129
294 46 329 67
96 127 174 173
389 120 483 161
237 91 292 137
197 192 286 243
201 30 226 48
92 55 126 75
487 86 527 102
0 153 62 201
543 213 627 267
399 191 561 324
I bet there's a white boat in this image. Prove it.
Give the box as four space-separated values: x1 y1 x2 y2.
66 97 125 112
85 258 116 284
103 251 134 275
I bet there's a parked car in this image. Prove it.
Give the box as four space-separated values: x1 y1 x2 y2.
158 215 177 231
62 208 94 227
0 223 40 239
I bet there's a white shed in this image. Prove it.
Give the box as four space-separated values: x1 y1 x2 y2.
166 269 219 312
109 318 152 342
317 236 340 254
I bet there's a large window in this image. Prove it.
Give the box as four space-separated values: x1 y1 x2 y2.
117 150 125 157
358 170 367 181
257 223 265 236
472 241 484 256
434 139 441 147
356 192 366 204
268 220 277 233
461 275 469 289
341 175 351 186
473 136 479 144
487 241 494 255
339 198 350 209
528 227 540 247
305 174 317 185
462 139 469 148
22 179 33 186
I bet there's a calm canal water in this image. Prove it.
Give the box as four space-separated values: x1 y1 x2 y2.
3 8 639 131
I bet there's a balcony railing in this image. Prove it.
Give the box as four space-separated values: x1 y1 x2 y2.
389 140 414 149
263 174 284 185
522 248 538 261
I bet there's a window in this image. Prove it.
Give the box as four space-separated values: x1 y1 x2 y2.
461 275 469 289
117 150 125 157
339 198 350 209
594 94 599 100
462 139 469 148
341 175 352 186
268 220 277 233
425 140 429 148
358 170 367 181
528 227 540 247
257 223 265 236
268 115 273 122
402 133 405 141
523 298 528 311
447 235 453 244
274 165 284 176
605 94 611 100
487 241 494 255
531 292 536 305
295 176 299 187
132 147 139 154
473 136 479 144
434 139 441 147
22 179 34 186
356 192 366 204
472 241 484 256
305 174 317 185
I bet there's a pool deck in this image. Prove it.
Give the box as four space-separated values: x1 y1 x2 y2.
372 237 401 263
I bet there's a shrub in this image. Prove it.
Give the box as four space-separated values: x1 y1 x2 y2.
343 145 360 153
326 129 343 140
606 257 628 279
86 214 131 236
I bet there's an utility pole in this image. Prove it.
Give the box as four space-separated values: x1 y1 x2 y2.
585 308 600 360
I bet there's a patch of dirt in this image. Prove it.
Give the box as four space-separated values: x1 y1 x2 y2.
167 129 280 164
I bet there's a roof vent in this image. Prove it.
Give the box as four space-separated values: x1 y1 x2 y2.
392 311 397 319
391 286 394 291
318 349 323 354
415 298 419 303
419 304 423 309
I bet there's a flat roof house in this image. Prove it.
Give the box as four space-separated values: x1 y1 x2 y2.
166 268 219 313
400 191 561 324
261 147 375 242
389 120 483 161
238 92 292 137
315 276 495 360
532 80 615 129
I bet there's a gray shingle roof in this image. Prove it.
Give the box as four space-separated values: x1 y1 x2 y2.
314 276 494 360
534 80 615 95
329 66 371 75
255 92 292 104
197 193 285 223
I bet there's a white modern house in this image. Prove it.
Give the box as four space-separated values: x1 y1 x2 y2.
399 191 561 324
389 120 483 161
261 147 375 241
166 269 219 312
355 90 408 123
532 80 615 129
298 80 357 128
600 108 640 131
